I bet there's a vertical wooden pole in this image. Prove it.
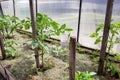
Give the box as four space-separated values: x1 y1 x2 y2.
98 0 114 75
13 0 16 16
35 0 38 15
0 32 6 60
69 37 76 80
29 0 40 68
0 2 3 15
0 3 6 60
77 0 82 42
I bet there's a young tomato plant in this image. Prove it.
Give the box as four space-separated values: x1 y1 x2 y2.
0 15 20 38
90 21 120 54
31 13 72 68
50 21 73 36
4 39 17 58
90 21 120 75
17 17 31 30
0 15 31 59
107 62 117 76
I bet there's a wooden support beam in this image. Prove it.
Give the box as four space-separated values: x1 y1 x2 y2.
77 0 82 42
29 0 40 68
69 37 76 80
13 0 16 16
0 32 6 60
98 0 114 75
35 0 38 15
0 2 3 15
0 63 16 80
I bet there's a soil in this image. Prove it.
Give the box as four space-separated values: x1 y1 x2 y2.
0 32 119 80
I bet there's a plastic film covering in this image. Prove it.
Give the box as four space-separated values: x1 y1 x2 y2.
79 0 120 53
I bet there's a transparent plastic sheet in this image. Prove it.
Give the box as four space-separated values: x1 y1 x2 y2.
79 0 120 53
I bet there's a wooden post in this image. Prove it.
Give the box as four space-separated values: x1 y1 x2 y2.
0 2 3 15
69 37 76 80
98 0 114 75
77 0 82 42
35 0 38 15
0 32 6 60
0 62 16 80
29 0 40 68
0 2 6 60
13 0 16 16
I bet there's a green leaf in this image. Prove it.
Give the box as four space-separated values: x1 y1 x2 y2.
96 24 104 32
90 33 98 38
115 38 120 43
89 72 96 76
10 26 17 33
51 21 59 30
31 40 38 49
59 24 66 30
65 28 73 32
24 23 30 30
38 41 49 53
21 19 25 24
94 36 102 44
114 54 120 60
56 31 60 36
75 71 95 80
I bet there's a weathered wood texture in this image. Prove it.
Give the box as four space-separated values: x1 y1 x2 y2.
0 2 3 15
0 32 6 60
13 0 15 16
69 37 76 80
0 63 15 80
29 0 40 68
98 0 114 75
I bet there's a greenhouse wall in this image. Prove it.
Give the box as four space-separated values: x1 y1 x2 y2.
37 0 79 38
1 0 120 53
79 0 120 53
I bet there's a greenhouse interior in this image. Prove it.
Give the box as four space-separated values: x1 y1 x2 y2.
0 0 120 80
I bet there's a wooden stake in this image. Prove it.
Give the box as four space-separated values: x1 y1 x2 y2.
29 0 40 68
0 62 16 80
0 32 6 60
0 2 3 15
13 0 16 16
98 0 114 75
69 37 76 80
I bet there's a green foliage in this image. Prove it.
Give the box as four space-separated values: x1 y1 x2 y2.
0 15 31 37
50 45 68 57
31 39 49 54
107 62 117 76
75 71 96 80
31 13 73 67
0 15 20 36
18 17 31 30
50 21 73 36
4 39 17 58
114 54 120 60
91 50 99 63
90 21 120 54
0 15 22 58
90 21 120 77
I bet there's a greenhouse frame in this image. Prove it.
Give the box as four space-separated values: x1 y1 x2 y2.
0 0 120 80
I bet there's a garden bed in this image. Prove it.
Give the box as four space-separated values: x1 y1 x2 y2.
0 31 119 80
